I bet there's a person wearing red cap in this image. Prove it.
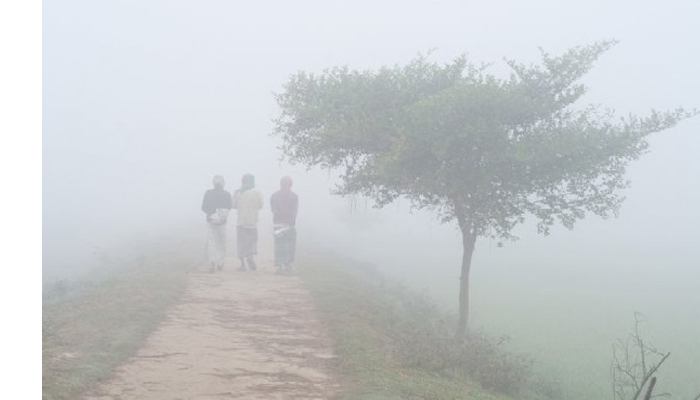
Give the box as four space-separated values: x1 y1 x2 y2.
270 175 298 274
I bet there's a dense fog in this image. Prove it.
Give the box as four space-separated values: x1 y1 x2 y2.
44 0 700 278
44 1 699 397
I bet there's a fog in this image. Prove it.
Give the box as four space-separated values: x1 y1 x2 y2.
44 1 699 398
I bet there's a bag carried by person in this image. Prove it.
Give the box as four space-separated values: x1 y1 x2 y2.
273 223 292 237
209 208 230 225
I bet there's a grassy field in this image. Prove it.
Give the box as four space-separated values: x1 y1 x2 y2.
352 242 700 400
42 236 200 400
44 236 533 400
298 250 557 400
45 232 692 400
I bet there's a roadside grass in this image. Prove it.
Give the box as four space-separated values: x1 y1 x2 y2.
42 236 201 400
299 250 556 400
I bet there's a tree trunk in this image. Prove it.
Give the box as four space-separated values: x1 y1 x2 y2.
455 218 477 341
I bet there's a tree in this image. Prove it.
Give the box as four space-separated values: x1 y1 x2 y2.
272 41 696 339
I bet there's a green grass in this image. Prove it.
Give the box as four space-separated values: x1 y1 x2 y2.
298 250 550 400
42 237 200 400
363 250 700 400
42 236 564 400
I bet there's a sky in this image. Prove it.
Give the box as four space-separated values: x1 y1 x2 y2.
41 0 700 281
32 0 700 397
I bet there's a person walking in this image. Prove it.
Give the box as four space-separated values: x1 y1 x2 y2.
201 175 232 272
270 176 299 274
233 173 263 271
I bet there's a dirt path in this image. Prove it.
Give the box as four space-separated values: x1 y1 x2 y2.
84 253 340 400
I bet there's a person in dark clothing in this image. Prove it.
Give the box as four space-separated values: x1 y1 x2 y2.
201 175 233 272
270 176 299 274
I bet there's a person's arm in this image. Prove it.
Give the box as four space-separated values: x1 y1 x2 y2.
270 193 278 215
232 190 239 209
201 191 212 215
257 190 264 210
291 193 299 226
225 191 233 209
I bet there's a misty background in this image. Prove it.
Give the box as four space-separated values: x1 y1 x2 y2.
44 1 699 398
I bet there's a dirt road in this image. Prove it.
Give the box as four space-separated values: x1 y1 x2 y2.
84 255 340 400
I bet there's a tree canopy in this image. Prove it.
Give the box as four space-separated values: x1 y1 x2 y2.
272 41 696 335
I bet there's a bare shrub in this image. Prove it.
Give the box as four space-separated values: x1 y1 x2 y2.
609 312 700 400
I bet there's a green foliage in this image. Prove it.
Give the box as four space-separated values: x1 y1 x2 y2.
299 251 552 399
274 41 696 239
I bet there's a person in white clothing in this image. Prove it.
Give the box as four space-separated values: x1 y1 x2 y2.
232 173 263 271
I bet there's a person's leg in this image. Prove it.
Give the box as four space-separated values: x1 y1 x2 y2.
246 256 257 270
207 223 217 272
236 226 247 271
273 231 281 267
211 224 225 271
275 228 295 272
247 228 259 270
274 229 284 273
217 224 227 270
286 228 297 271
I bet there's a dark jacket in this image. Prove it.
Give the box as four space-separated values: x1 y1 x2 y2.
270 189 298 225
201 188 233 217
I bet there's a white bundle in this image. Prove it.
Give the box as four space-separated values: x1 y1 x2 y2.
273 223 291 237
209 208 230 225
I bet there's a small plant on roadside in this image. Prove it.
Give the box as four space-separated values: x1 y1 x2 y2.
611 312 700 400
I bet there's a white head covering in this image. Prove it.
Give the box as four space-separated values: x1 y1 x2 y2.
213 175 225 188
